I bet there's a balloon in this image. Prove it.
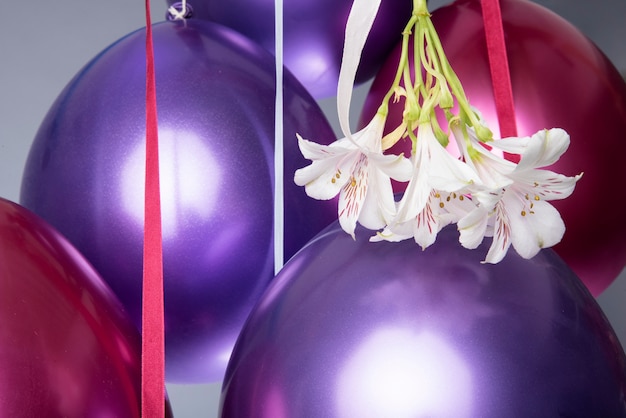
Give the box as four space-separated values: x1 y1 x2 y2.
359 0 626 296
0 198 173 417
220 221 626 417
164 0 413 98
20 20 337 383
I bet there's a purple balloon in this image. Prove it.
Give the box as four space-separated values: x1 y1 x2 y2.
0 198 173 416
20 20 336 383
220 222 626 417
165 0 413 98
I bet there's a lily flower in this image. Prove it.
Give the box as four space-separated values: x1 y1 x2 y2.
375 122 480 248
294 112 412 238
449 117 516 192
372 189 476 249
458 128 582 263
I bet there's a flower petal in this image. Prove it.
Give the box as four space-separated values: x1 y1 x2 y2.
294 160 348 200
428 142 480 192
412 196 439 250
338 156 369 238
483 203 512 264
495 128 570 170
295 134 336 161
488 135 531 155
513 169 581 201
458 206 489 250
507 197 566 259
368 152 413 182
370 223 413 243
357 165 396 230
395 157 431 223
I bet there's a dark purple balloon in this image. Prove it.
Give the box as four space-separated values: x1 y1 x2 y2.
0 198 173 417
20 20 337 383
220 222 626 417
165 0 413 98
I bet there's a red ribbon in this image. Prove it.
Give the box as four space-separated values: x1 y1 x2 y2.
480 0 518 139
142 0 165 416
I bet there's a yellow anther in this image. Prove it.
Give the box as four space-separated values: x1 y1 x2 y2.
521 210 526 216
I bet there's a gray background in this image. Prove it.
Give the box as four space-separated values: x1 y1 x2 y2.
1 0 625 416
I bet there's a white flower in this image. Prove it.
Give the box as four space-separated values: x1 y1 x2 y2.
372 190 476 249
294 113 412 238
450 119 515 192
458 128 582 263
374 122 480 248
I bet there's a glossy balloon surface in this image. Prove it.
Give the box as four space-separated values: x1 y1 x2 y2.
165 0 412 98
359 0 626 296
0 198 173 417
20 20 337 383
220 222 626 417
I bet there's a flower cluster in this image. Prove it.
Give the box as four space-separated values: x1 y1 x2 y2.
294 0 581 263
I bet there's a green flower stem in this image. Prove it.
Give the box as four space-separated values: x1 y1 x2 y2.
380 15 418 108
376 0 495 153
422 17 493 141
413 0 429 15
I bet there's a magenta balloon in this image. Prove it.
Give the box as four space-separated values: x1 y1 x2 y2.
220 221 626 417
359 0 626 297
0 198 173 417
164 0 412 98
20 20 336 383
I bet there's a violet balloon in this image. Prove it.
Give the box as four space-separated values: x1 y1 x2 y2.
359 0 626 296
220 222 626 417
0 198 173 417
20 20 337 383
164 0 412 98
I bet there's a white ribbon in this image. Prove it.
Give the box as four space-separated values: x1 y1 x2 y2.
337 0 383 140
274 0 285 274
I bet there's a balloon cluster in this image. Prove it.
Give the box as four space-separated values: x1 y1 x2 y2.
20 19 340 383
6 0 626 415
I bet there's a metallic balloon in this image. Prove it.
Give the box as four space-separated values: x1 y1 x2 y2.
0 198 173 417
20 20 337 383
220 221 626 417
359 0 626 296
164 0 413 98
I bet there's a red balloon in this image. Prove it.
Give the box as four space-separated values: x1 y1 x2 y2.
165 0 413 98
359 0 626 296
0 198 173 417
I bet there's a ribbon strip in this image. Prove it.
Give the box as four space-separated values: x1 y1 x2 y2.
480 0 518 139
142 0 165 416
274 0 284 274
